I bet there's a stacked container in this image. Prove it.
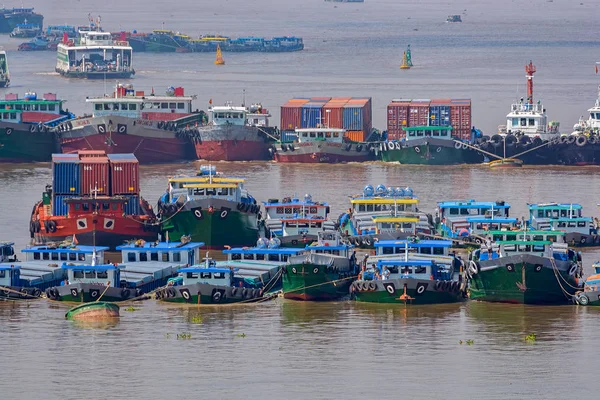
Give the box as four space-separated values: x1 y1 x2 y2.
80 156 110 196
450 99 472 141
429 99 451 127
343 97 372 142
107 154 140 195
280 98 309 133
322 98 347 129
301 99 330 128
51 154 80 216
386 100 410 140
408 99 431 127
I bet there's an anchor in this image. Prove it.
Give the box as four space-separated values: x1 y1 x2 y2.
396 283 414 303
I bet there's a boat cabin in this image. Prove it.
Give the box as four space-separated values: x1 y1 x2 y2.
87 84 196 121
402 126 453 141
22 245 107 264
0 242 16 263
485 230 566 244
263 195 329 220
223 238 302 263
246 104 271 127
372 216 418 235
293 128 346 144
438 200 510 220
61 263 123 286
476 240 575 263
0 92 69 125
303 231 353 258
62 196 137 218
528 203 595 234
500 100 560 139
375 239 452 257
177 262 235 287
373 259 452 281
116 241 204 266
350 185 419 214
0 265 20 287
210 103 247 126
443 216 520 239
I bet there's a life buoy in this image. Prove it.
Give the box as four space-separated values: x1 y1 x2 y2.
220 209 228 219
414 146 421 153
568 264 578 276
212 291 222 303
231 287 238 297
291 267 297 274
534 264 543 272
416 284 426 295
291 240 298 246
289 144 295 151
118 125 127 134
5 128 12 135
384 283 395 295
121 288 131 299
181 289 191 301
454 141 462 149
237 203 244 211
395 142 402 150
281 144 287 152
436 146 442 153
30 125 37 133
313 267 319 274
47 220 57 233
589 136 597 145
193 209 203 220
506 264 515 272
356 144 363 152
368 281 377 291
38 123 44 132
98 124 106 133
576 293 589 306
346 144 352 151
576 135 587 147
468 260 479 276
70 288 78 297
89 289 99 299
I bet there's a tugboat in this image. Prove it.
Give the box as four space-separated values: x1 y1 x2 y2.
467 239 583 304
0 50 9 87
0 92 75 162
58 85 204 164
273 127 373 163
573 261 600 306
262 194 335 247
159 165 260 250
282 231 357 301
9 22 41 38
191 102 277 161
56 17 134 80
435 200 512 243
527 203 598 246
31 152 159 250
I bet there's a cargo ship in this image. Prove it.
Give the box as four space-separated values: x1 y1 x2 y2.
59 84 204 164
159 165 260 250
30 152 158 250
191 102 277 161
56 27 134 79
0 50 9 87
0 92 75 163
0 7 43 33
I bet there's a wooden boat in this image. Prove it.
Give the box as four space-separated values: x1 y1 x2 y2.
65 301 120 320
488 158 523 168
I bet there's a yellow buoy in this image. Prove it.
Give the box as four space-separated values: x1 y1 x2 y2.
400 51 410 69
215 44 225 65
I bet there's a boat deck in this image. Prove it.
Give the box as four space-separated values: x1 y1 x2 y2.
6 261 69 289
118 262 183 290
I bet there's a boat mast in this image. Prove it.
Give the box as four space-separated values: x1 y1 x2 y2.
525 61 536 104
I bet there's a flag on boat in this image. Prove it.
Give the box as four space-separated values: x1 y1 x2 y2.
151 87 155 95
72 234 79 245
209 99 213 105
596 64 599 74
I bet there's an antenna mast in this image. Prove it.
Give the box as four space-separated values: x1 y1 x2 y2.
525 61 536 104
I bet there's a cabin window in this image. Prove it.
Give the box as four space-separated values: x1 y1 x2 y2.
97 271 108 279
0 270 4 278
187 272 199 279
506 234 517 241
420 247 432 255
162 253 170 262
127 252 136 262
282 255 289 262
150 252 158 261
528 119 535 126
168 103 176 109
309 132 316 138
120 103 128 111
317 132 324 138
358 205 366 212
520 118 526 127
139 253 148 262
567 222 576 228
533 245 545 252
82 203 90 211
533 235 544 241
333 132 340 138
15 104 22 110
60 253 68 261
129 104 136 110
112 103 120 111
381 247 394 255
512 118 518 126
268 254 279 262
78 253 85 261
40 104 47 111
560 210 567 217
548 235 557 242
111 203 118 211
51 252 59 261
408 131 416 137
276 207 284 213
325 132 332 138
214 272 225 279
256 254 265 261
433 130 440 137
177 103 185 109
402 223 413 229
433 247 444 255
231 253 241 261
73 270 84 279
9 112 15 120
449 208 458 215
284 208 292 214
200 272 211 279
558 222 566 228
401 267 413 274
70 253 77 261
85 270 96 278
244 254 254 260
415 266 427 274
42 252 49 260
33 252 40 260
102 203 110 211
74 204 81 211
95 104 103 111
161 103 168 109
173 252 181 262
577 221 587 227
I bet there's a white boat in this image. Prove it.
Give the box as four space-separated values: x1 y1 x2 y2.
572 68 600 136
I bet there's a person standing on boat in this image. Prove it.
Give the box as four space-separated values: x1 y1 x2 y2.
382 267 390 280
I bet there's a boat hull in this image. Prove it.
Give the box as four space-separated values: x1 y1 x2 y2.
274 141 373 163
56 69 135 80
60 115 195 163
46 284 146 303
0 286 42 300
0 123 59 162
157 283 266 304
352 278 464 304
573 290 600 306
65 301 120 320
282 263 355 301
0 14 44 33
380 138 483 165
192 125 274 161
468 254 580 305
160 198 259 250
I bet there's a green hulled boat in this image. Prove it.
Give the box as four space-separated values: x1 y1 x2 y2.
282 232 357 301
65 301 119 320
379 127 483 165
352 259 464 304
159 165 260 250
467 240 583 305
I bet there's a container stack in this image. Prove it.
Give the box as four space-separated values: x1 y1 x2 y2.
280 96 373 142
386 98 472 141
51 151 141 216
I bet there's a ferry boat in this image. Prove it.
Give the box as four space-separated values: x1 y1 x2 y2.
0 92 75 162
191 102 277 161
435 200 512 242
380 126 483 165
0 7 43 33
573 261 600 306
31 152 159 250
0 50 9 87
338 185 433 247
159 165 260 250
527 203 599 246
45 240 202 303
9 22 41 38
56 28 134 79
351 258 464 305
274 127 373 163
0 242 100 300
282 231 358 301
58 85 203 164
467 239 582 304
262 194 335 247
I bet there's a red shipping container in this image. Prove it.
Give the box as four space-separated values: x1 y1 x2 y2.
387 102 410 131
408 100 431 127
452 128 472 142
280 100 308 131
135 91 145 97
309 97 332 102
80 156 110 196
387 128 406 141
450 100 472 129
322 100 345 129
108 154 140 195
174 87 184 96
77 150 106 158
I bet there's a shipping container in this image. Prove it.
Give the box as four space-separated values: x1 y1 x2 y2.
52 195 76 216
387 102 410 131
123 195 141 216
386 128 406 141
107 153 140 195
309 97 332 102
80 156 110 196
343 98 372 132
52 154 81 195
301 102 325 128
77 150 106 158
344 130 368 143
452 128 472 142
280 100 308 131
322 100 346 129
281 131 298 143
429 103 451 127
408 100 431 127
450 99 472 130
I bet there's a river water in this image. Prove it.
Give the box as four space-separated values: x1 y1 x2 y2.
2 0 600 398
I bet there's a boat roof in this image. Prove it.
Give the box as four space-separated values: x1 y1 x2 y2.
58 43 132 51
544 217 592 222
211 105 246 112
0 265 20 271
263 200 328 207
375 240 453 248
467 217 518 223
0 241 15 247
295 128 346 133
402 126 453 131
438 200 510 208
169 176 245 183
350 198 418 204
61 263 123 271
86 95 195 103
528 203 582 210
371 216 419 223
22 245 109 254
496 240 552 246
306 244 352 251
179 266 237 274
183 183 239 189
116 242 204 251
376 259 434 267
223 247 303 255
487 230 566 236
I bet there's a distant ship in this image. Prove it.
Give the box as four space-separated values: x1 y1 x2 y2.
446 15 462 23
325 0 364 2
0 7 43 33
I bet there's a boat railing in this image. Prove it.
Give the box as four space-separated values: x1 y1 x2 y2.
510 103 544 113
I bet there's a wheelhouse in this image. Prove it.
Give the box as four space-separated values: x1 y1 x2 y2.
403 126 453 140
263 195 329 220
210 103 246 126
177 264 235 287
223 246 302 263
0 241 15 263
375 239 452 257
0 265 19 286
466 217 519 236
302 231 353 258
437 200 510 220
374 259 452 281
22 245 107 264
528 203 594 234
485 230 566 243
475 240 575 262
61 263 123 286
116 241 204 266
294 128 345 144
372 216 418 235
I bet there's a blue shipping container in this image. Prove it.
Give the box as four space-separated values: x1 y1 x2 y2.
301 103 324 128
123 195 141 216
343 107 364 131
429 106 451 127
52 155 81 195
281 131 298 143
52 195 76 216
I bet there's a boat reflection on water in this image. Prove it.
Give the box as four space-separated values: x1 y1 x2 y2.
70 318 120 330
350 301 462 324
